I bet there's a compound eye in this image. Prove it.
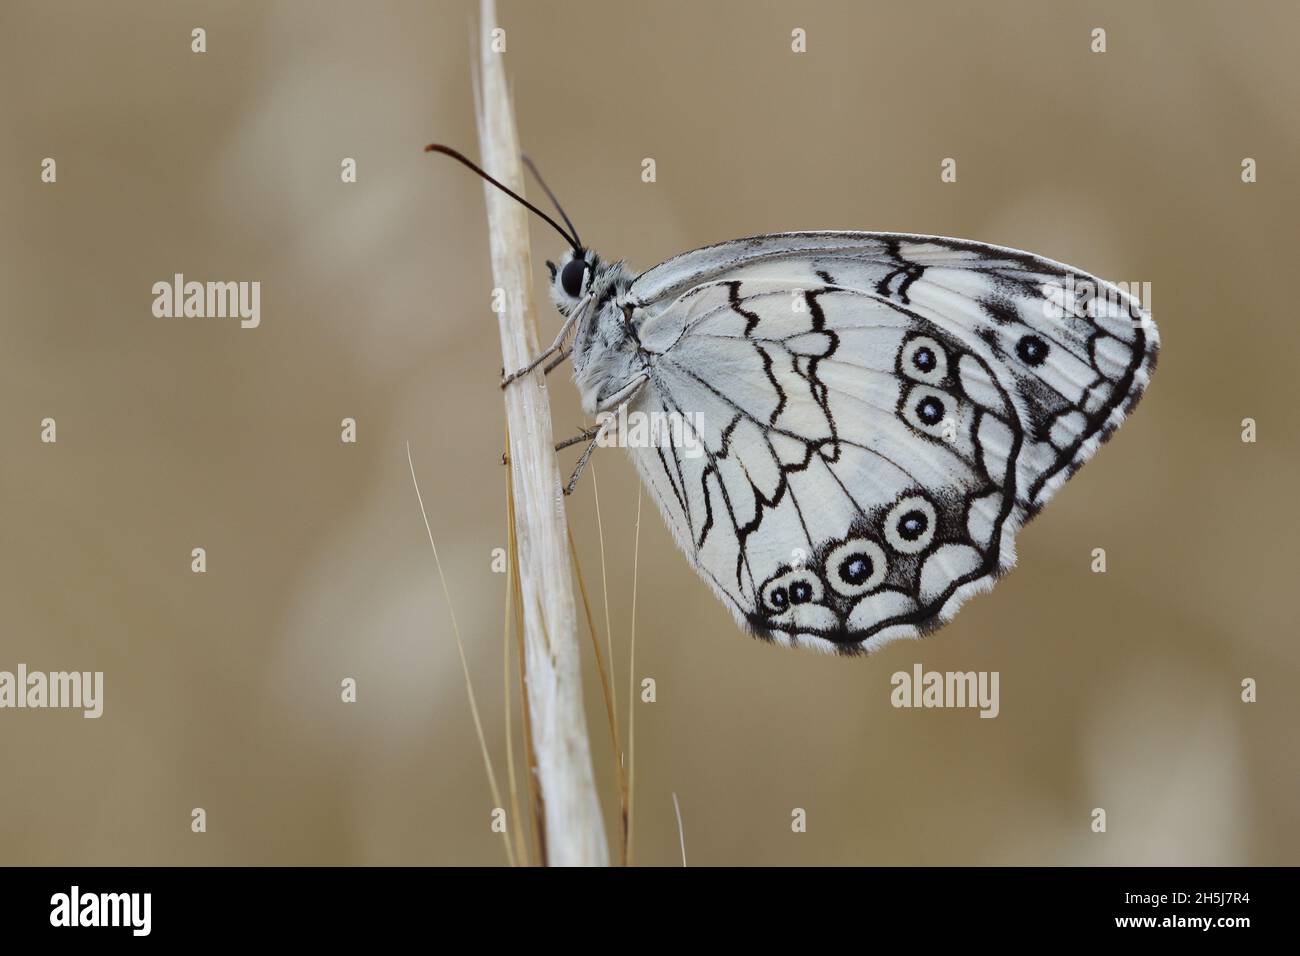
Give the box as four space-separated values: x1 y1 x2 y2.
560 257 587 298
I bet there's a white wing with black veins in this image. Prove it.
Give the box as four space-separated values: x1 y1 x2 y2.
618 232 1158 654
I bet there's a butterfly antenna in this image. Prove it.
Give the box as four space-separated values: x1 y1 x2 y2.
425 143 582 253
521 154 582 252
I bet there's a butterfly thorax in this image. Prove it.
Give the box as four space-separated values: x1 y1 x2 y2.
548 250 645 414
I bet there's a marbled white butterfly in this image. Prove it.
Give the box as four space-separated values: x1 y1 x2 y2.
431 145 1159 655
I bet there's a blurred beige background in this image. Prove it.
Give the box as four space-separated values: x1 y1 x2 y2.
1 0 1297 866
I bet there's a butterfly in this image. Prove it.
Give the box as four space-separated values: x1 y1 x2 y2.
430 146 1159 655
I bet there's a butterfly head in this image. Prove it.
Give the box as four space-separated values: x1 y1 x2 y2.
545 247 633 310
545 247 598 315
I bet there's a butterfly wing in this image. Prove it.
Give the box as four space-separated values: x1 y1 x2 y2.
619 232 1158 654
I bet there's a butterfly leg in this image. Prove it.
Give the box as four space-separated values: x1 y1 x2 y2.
501 424 600 465
555 425 601 451
542 346 572 376
500 296 589 388
562 417 615 495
